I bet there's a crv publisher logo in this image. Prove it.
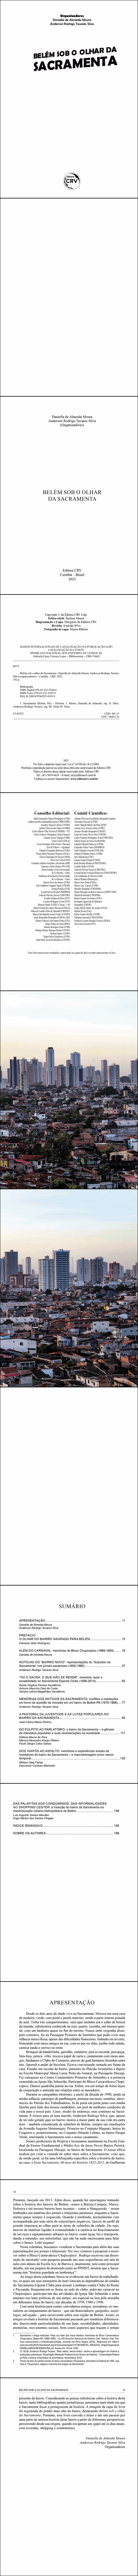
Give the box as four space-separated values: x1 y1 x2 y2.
64 172 80 187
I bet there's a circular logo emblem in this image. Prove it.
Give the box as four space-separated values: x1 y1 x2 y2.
64 172 80 188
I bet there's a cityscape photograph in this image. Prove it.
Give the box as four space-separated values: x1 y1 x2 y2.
1 990 137 1192
1 1188 137 1389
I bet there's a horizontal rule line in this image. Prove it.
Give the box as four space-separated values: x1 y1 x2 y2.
1 590 137 598
1 197 137 206
0 393 137 402
0 984 135 997
12 718 118 725
1 2379 137 2389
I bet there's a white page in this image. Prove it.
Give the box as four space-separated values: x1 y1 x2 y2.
0 1411 138 2576
1 1977 137 2181
1 788 137 988
1 576 137 997
1 0 138 201
1 396 137 595
1 198 137 396
1 1577 137 1981
1 574 137 989
1 1390 137 1590
1 594 137 796
1 1581 137 1785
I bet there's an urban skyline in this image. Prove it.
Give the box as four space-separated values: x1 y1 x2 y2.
1 1245 137 1292
1 1187 137 1271
1 988 137 1079
1 1224 137 1389
1 1043 138 1096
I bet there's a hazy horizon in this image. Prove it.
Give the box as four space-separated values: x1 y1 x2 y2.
1 1188 137 1270
1 988 137 1077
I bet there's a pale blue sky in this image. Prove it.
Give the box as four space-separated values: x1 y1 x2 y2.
1 988 137 1075
1 1188 137 1269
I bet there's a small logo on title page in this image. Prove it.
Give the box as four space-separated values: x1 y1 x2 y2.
64 172 81 188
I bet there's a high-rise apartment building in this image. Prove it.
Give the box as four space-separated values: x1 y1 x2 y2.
39 1258 46 1291
108 1064 120 1091
5 1250 18 1281
33 1060 39 1086
85 1065 95 1085
109 1262 120 1282
71 1054 81 1086
10 1057 20 1090
71 1053 81 1070
48 1257 54 1292
101 1059 108 1084
53 1249 70 1293
20 1060 36 1092
39 1256 54 1291
46 1048 55 1088
56 1066 66 1090
90 1258 104 1285
0 1256 6 1284
131 1059 138 1088
77 1258 90 1286
22 1070 28 1096
66 1063 73 1091
26 1258 31 1278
